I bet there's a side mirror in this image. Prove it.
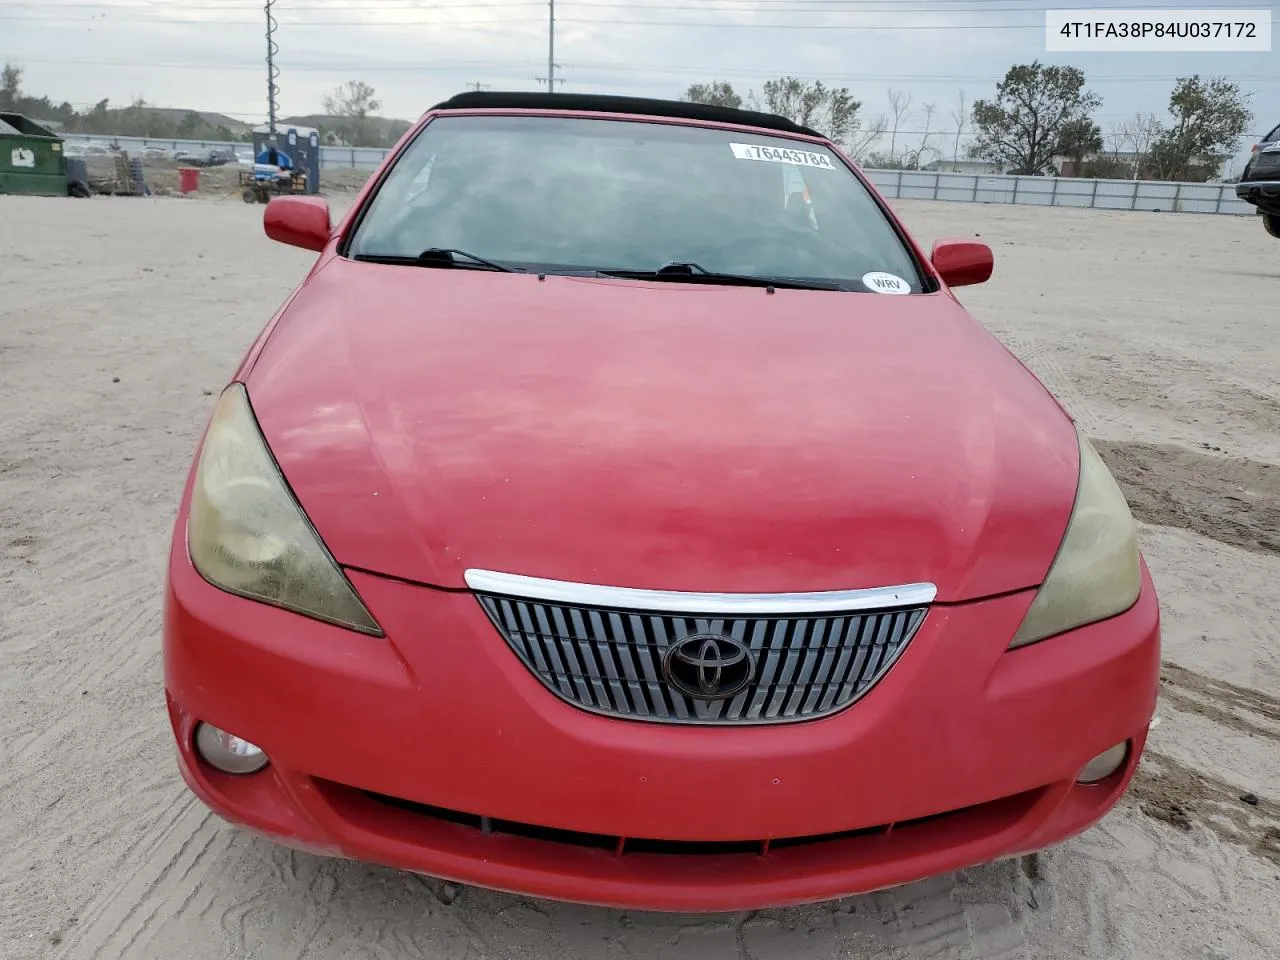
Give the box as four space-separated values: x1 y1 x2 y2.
264 195 331 252
930 238 993 288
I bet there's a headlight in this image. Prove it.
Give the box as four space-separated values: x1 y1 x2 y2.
1009 429 1141 648
187 383 383 636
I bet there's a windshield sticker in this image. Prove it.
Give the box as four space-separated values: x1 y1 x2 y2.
730 142 836 170
861 272 912 295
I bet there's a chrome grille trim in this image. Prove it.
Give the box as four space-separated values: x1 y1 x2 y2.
469 570 933 726
463 569 937 614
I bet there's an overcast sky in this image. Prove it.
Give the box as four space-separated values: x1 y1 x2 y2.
3 0 1276 165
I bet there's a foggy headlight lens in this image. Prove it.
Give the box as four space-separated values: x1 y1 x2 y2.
1010 429 1141 648
187 383 382 635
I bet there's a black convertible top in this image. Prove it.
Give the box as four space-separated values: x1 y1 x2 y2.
428 91 824 140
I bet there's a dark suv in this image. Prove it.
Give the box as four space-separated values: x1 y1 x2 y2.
1237 122 1280 239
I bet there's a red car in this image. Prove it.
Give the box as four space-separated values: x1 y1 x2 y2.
164 92 1160 912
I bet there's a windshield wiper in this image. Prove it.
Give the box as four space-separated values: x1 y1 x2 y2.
352 248 521 272
596 261 844 291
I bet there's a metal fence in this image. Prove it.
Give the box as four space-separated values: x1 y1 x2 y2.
61 132 390 170
864 168 1253 216
63 133 1254 216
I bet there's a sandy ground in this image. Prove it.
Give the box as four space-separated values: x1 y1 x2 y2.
2 192 1278 960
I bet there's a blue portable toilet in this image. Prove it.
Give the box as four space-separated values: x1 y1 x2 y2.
252 124 320 195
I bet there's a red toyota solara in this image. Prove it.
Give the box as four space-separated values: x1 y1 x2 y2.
163 92 1160 912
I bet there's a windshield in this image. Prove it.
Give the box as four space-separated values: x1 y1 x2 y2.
346 114 926 293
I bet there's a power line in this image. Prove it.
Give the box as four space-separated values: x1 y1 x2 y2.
567 15 1273 29
20 0 538 6
0 14 544 25
564 60 1280 82
527 0 1262 8
16 0 1267 7
577 0 1251 5
7 0 1273 24
7 54 1277 85
7 10 1269 26
10 14 1277 32
2 54 541 71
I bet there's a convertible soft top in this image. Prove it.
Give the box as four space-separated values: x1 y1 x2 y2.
428 90 825 140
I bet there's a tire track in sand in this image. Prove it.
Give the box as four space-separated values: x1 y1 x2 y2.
51 802 220 960
1128 663 1280 865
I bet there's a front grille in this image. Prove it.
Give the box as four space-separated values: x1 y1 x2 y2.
474 588 929 725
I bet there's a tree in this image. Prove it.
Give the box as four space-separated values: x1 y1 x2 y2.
1 62 22 111
1058 117 1103 165
683 81 742 110
323 79 380 118
1080 155 1134 179
117 96 165 138
949 90 968 171
887 88 912 163
0 61 83 129
1146 76 1251 182
861 150 904 170
970 62 1102 175
1102 123 1126 160
385 119 413 145
1114 112 1163 179
751 77 861 146
846 114 887 162
322 80 383 146
177 110 204 138
906 102 938 170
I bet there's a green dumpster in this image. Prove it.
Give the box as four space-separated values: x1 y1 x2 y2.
0 113 67 196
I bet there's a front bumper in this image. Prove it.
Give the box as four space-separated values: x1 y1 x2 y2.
164 531 1161 912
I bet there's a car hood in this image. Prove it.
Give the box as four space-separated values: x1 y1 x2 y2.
245 258 1079 602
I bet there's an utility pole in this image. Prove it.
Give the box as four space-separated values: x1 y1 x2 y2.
265 0 279 136
535 0 564 90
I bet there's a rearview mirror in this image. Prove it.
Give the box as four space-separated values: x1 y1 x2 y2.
930 238 993 288
264 195 331 252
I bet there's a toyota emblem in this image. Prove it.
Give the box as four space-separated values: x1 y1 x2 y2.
662 634 756 701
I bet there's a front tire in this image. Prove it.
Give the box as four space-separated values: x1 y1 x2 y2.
1264 213 1280 240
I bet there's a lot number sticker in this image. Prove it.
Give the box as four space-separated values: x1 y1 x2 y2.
730 142 836 170
862 272 911 295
